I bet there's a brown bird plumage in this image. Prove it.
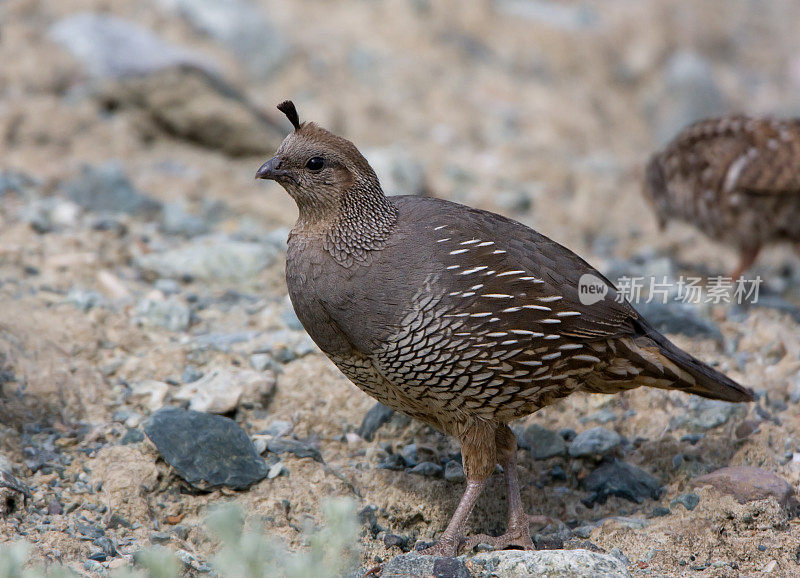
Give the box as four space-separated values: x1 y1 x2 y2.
644 114 800 278
257 101 754 556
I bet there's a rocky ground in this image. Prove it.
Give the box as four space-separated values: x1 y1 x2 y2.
2 0 800 576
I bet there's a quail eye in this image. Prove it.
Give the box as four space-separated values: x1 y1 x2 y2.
305 156 325 171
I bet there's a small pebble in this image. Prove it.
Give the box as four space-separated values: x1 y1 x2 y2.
671 492 700 511
150 531 171 544
444 460 466 482
409 462 443 477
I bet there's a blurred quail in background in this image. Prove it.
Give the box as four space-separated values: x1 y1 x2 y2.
257 101 754 557
645 115 800 279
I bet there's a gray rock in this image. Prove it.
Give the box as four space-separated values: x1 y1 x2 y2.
790 372 800 404
249 353 273 372
49 13 215 79
470 549 630 577
59 162 161 217
21 197 81 233
129 380 169 412
634 300 723 344
181 365 203 384
156 0 291 79
65 288 107 311
97 67 282 156
671 492 700 511
673 397 745 431
133 296 191 332
495 1 599 31
135 234 277 281
251 329 317 363
0 170 38 196
356 402 395 441
173 368 275 414
568 427 622 459
191 331 259 352
381 552 469 578
409 462 443 478
260 437 323 463
160 202 209 237
444 460 466 482
154 278 182 296
583 460 662 506
145 408 267 490
523 423 567 460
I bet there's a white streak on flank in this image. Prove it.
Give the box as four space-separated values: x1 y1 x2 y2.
477 241 495 247
501 340 519 346
437 238 451 243
460 239 482 245
492 249 507 254
484 270 497 276
519 276 543 282
573 354 602 363
503 307 523 313
448 312 471 317
489 317 500 322
486 332 508 337
446 265 460 270
434 225 447 230
518 360 543 366
470 284 484 290
496 270 526 277
556 311 581 317
461 292 476 297
540 318 561 324
724 154 749 193
483 293 514 299
470 312 492 318
523 304 551 311
538 296 563 302
541 352 562 361
543 334 560 340
448 291 462 297
461 266 489 275
559 343 583 350
510 329 542 336
450 249 469 255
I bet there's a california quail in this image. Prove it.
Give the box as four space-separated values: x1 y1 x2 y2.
644 114 800 279
257 101 754 556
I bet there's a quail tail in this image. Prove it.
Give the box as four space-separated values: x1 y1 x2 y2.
632 320 754 403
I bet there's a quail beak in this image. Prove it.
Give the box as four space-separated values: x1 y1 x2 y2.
255 156 289 181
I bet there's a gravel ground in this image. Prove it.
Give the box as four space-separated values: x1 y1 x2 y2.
2 0 800 575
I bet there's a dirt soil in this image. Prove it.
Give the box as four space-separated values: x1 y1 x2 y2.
2 0 800 576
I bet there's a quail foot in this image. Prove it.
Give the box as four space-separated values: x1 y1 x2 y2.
257 101 754 557
645 114 800 279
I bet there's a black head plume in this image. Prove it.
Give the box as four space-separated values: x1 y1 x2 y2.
277 100 301 131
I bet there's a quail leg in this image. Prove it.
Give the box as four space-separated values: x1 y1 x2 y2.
418 422 496 557
416 478 487 557
462 425 537 552
731 246 760 280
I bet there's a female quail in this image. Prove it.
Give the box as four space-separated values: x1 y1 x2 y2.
257 101 753 556
645 114 800 279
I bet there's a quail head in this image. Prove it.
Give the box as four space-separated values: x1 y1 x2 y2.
257 101 753 556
